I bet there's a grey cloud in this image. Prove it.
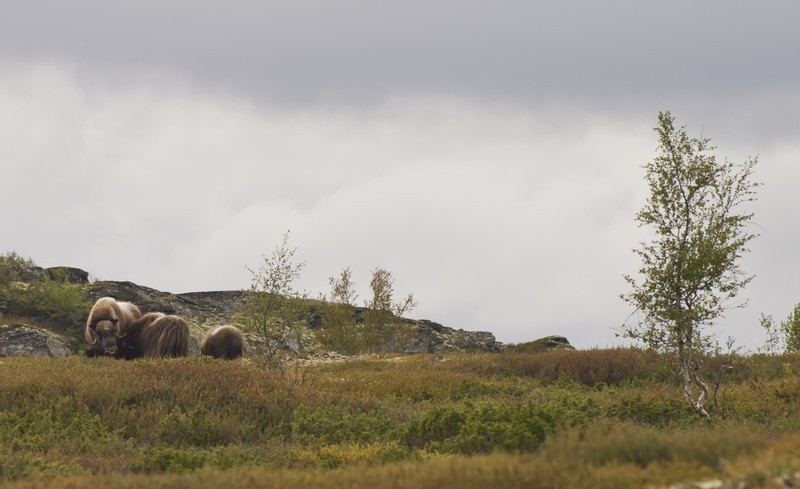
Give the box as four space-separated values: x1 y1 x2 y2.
1 1 798 109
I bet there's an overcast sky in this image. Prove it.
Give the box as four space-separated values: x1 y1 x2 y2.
2 1 798 349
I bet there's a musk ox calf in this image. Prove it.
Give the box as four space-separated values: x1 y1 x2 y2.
201 325 245 360
85 297 142 357
115 312 191 359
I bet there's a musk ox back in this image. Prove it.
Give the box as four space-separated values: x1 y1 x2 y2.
85 297 142 357
116 312 191 359
201 325 245 360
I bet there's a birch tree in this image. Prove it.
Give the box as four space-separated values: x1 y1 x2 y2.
622 111 759 418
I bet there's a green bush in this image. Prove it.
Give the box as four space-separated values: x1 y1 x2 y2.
0 251 91 324
0 251 36 286
132 446 266 474
21 277 91 323
404 401 562 455
160 406 226 448
291 405 394 445
0 397 120 453
0 451 85 481
317 302 365 355
133 448 208 474
604 394 690 426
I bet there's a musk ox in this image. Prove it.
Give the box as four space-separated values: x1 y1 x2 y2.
115 312 191 359
201 325 245 360
85 297 142 357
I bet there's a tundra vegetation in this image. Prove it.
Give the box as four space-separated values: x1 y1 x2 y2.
3 351 800 488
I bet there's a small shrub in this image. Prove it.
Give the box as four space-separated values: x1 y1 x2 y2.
291 441 412 469
0 451 86 481
0 252 91 324
605 394 690 426
0 397 119 454
0 251 37 287
317 302 364 355
291 405 394 445
132 448 208 474
132 446 267 474
22 278 91 323
404 401 564 455
160 406 225 447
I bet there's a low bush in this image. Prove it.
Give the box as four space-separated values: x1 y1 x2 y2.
403 401 568 454
1 252 92 324
0 451 86 482
0 396 121 453
290 441 412 469
290 405 395 445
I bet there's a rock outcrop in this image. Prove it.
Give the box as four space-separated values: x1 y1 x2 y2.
2 266 505 357
404 319 502 354
505 335 576 353
0 323 73 358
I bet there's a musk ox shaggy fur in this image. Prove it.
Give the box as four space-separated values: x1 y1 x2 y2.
115 312 191 359
85 297 142 357
201 325 245 360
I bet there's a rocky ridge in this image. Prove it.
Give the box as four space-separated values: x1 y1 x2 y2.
2 266 508 357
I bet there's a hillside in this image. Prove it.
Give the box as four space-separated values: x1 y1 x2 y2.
0 264 504 357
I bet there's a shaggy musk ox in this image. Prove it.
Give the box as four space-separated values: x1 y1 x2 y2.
201 325 245 360
85 297 142 357
115 312 191 359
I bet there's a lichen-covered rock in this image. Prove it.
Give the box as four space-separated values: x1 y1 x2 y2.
539 335 575 350
506 335 576 353
0 324 73 358
44 267 89 284
405 320 503 354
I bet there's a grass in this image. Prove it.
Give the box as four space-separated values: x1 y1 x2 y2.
2 349 800 487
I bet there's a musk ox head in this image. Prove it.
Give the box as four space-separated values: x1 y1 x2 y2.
85 297 142 357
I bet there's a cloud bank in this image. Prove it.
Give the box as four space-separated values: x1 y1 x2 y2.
2 0 799 349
